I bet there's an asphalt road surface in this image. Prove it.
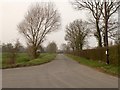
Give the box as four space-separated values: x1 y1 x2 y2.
2 54 118 88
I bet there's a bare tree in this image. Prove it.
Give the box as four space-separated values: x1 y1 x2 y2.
18 2 61 59
101 0 120 64
88 15 118 46
72 0 120 64
65 19 89 51
102 0 120 46
72 0 103 47
103 17 118 45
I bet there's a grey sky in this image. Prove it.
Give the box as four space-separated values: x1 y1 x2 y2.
0 0 97 49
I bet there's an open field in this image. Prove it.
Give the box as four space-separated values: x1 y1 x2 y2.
2 53 56 69
66 54 119 76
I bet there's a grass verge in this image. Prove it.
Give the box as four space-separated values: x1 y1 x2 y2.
2 53 56 69
66 54 119 76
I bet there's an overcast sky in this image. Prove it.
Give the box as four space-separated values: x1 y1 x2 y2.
0 0 97 49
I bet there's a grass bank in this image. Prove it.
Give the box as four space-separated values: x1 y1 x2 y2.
66 54 119 76
2 53 56 69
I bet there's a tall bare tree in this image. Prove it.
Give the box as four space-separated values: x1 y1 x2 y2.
18 2 61 59
101 0 120 64
102 0 120 46
72 0 120 64
72 0 103 47
103 17 118 45
89 16 118 46
65 19 89 51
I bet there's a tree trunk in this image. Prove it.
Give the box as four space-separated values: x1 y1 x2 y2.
72 46 75 51
96 20 102 47
30 45 39 59
80 43 82 50
32 49 38 59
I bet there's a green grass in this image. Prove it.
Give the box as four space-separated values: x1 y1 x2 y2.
66 54 119 76
2 53 56 69
25 53 56 65
2 53 29 67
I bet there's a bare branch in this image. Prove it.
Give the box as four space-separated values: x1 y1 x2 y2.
18 2 61 59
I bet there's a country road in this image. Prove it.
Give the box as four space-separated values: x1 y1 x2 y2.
2 54 118 88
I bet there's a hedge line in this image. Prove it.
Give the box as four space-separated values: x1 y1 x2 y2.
71 45 120 65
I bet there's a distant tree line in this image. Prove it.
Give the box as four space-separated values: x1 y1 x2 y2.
2 40 23 64
2 42 26 53
2 40 58 64
2 41 58 54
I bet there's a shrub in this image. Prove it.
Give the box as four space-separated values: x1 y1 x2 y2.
71 45 120 65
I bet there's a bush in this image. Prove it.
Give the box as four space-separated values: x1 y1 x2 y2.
71 45 120 65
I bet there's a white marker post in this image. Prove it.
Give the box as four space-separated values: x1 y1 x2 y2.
105 50 109 64
105 50 107 55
